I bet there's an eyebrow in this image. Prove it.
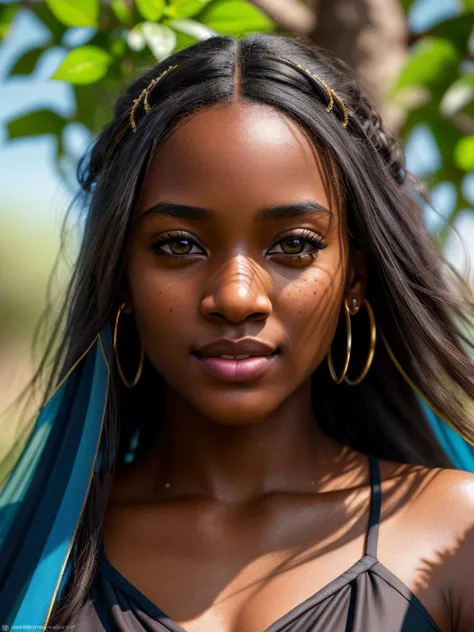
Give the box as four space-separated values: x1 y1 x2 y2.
139 200 333 222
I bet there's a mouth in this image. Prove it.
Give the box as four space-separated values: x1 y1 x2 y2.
192 349 281 382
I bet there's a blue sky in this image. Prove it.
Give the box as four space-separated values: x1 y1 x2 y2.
0 0 472 279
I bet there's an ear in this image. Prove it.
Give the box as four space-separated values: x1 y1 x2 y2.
346 247 367 316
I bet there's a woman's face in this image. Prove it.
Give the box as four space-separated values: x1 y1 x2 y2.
125 101 364 425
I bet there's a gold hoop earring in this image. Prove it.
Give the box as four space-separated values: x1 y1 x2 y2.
113 302 144 389
327 298 352 384
344 298 376 386
327 298 377 385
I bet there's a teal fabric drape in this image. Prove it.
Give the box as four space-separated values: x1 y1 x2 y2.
421 399 474 472
0 324 112 627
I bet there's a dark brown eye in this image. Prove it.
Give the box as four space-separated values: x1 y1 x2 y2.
149 232 204 258
167 238 193 255
269 229 326 258
280 237 306 255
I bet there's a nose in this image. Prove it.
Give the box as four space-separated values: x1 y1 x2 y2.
199 255 273 324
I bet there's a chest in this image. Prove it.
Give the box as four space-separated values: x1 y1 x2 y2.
100 495 449 632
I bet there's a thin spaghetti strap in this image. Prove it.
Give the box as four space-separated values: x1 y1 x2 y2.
365 454 382 558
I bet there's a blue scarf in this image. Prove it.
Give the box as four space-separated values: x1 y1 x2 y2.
0 321 472 627
0 323 111 626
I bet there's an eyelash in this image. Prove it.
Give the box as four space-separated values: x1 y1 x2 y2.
149 229 327 261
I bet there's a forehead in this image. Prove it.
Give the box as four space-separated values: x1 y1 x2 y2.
138 101 336 213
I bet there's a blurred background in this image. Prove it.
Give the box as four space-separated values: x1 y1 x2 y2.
0 0 473 435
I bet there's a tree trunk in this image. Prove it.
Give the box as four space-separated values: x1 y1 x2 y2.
309 0 407 128
254 0 408 130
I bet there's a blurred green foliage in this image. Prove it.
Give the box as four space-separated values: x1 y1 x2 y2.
392 1 474 242
1 0 274 163
0 206 73 341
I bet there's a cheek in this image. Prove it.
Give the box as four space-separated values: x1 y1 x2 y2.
278 262 345 367
127 261 192 351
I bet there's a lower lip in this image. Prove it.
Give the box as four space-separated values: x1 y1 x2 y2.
193 352 279 382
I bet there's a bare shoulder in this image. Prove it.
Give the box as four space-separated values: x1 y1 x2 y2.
379 459 474 525
379 458 474 632
419 466 474 511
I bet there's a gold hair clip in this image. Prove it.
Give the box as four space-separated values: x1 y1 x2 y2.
130 63 179 132
128 56 349 134
279 57 349 128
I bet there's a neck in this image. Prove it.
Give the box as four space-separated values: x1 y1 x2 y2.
127 379 349 504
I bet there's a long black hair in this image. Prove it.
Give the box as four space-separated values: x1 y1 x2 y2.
7 33 473 624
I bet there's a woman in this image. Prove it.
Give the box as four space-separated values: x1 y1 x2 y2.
1 32 474 632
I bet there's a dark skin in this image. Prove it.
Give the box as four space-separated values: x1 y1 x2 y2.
103 101 474 632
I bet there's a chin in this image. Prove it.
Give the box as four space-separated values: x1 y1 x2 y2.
190 391 285 426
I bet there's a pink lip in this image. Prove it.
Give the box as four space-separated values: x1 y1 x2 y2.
193 353 279 382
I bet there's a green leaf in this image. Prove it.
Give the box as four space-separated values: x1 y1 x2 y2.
45 0 99 27
127 22 176 60
461 0 474 9
428 14 474 55
200 0 274 35
7 109 67 140
110 0 133 23
395 37 460 92
169 0 214 18
51 46 113 84
167 18 216 40
0 5 18 41
136 0 165 21
8 47 46 76
441 75 474 117
454 136 474 171
171 28 199 52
